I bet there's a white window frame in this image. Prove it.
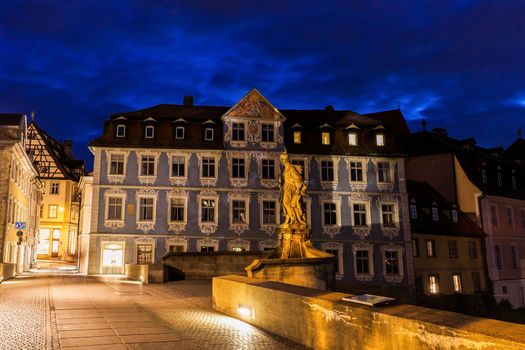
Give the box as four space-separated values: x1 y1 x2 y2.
226 152 249 187
348 132 358 146
198 152 220 187
104 194 126 223
320 199 341 232
318 157 339 190
198 191 219 234
376 160 393 184
260 122 276 144
165 237 188 253
168 152 190 186
379 202 398 228
228 192 250 233
352 243 374 281
136 151 159 185
100 241 126 274
175 126 185 140
347 159 367 186
259 156 279 188
136 194 157 223
376 133 385 146
431 207 439 221
381 245 404 283
145 125 155 139
135 241 155 265
116 124 126 138
260 199 279 227
197 238 220 252
167 192 188 233
231 121 247 143
322 242 344 280
351 201 371 228
105 151 129 183
204 128 214 141
228 239 250 252
48 204 58 219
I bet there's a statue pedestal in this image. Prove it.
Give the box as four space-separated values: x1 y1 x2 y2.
245 226 336 290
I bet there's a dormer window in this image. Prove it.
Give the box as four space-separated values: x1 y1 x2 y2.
145 126 154 139
497 167 503 187
321 132 330 145
261 123 274 143
409 203 417 219
116 125 126 138
293 131 302 144
376 133 385 146
205 128 214 141
512 172 517 190
481 167 488 184
451 207 458 223
431 205 439 221
175 126 185 140
348 132 358 146
232 123 245 141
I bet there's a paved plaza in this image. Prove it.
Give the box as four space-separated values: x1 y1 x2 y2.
0 263 307 350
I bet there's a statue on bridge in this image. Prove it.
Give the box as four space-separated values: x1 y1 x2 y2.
279 152 308 228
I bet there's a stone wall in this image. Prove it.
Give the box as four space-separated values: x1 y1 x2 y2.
213 275 525 350
0 263 16 282
125 263 164 284
163 251 273 281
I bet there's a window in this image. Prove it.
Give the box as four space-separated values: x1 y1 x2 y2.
141 156 155 176
201 199 215 222
232 123 245 141
377 162 391 183
410 204 418 219
262 201 277 225
512 175 517 190
381 204 395 227
507 206 514 229
490 204 498 226
384 251 399 275
350 162 363 182
261 159 275 179
116 124 126 137
109 154 125 175
426 240 436 258
50 182 59 195
494 245 503 270
321 132 330 145
356 250 369 274
321 160 334 181
468 241 477 259
429 275 439 294
472 272 481 292
325 249 340 273
261 123 274 142
412 239 420 257
145 125 154 139
452 274 462 293
201 246 215 253
232 158 245 178
348 132 358 146
376 133 385 146
353 203 367 226
202 157 216 178
451 208 458 223
323 202 337 226
291 159 306 179
205 128 214 141
431 207 439 221
138 197 154 221
448 240 458 258
511 245 519 269
293 131 302 144
481 168 488 184
175 126 185 139
232 200 247 223
48 205 58 219
137 244 153 264
102 242 124 270
107 197 123 220
497 171 503 187
170 198 185 222
171 156 185 177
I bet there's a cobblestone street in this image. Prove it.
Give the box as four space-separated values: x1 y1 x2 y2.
0 266 307 350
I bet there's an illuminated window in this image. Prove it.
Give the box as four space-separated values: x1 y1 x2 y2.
452 274 462 293
232 123 245 141
321 160 334 182
232 158 245 178
205 128 214 141
48 205 58 219
350 162 363 182
261 159 275 179
68 229 77 255
201 199 216 222
102 243 124 268
426 240 436 258
50 182 59 195
232 200 247 223
429 275 439 294
293 131 302 144
232 247 244 252
175 126 185 140
261 123 274 142
321 132 330 145
141 156 155 176
376 133 385 146
145 125 154 139
116 124 126 137
107 197 123 220
348 132 358 146
448 240 457 258
137 244 153 264
170 198 185 222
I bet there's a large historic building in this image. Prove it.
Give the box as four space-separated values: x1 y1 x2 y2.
0 114 43 272
26 121 84 261
403 128 525 307
87 89 414 295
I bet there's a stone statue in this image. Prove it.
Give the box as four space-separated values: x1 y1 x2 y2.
279 152 307 227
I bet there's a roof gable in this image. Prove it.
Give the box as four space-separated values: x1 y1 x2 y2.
221 88 285 121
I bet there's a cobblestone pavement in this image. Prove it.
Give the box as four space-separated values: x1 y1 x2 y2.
0 269 308 350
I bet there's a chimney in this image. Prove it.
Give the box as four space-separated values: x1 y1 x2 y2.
63 140 73 158
183 95 194 106
324 105 334 111
432 128 448 137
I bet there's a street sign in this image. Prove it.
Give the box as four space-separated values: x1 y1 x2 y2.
15 222 26 229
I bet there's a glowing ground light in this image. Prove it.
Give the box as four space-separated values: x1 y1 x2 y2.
237 304 254 319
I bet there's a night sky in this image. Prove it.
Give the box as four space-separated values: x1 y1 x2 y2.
1 1 524 165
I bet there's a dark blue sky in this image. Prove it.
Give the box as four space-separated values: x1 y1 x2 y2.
1 1 524 163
